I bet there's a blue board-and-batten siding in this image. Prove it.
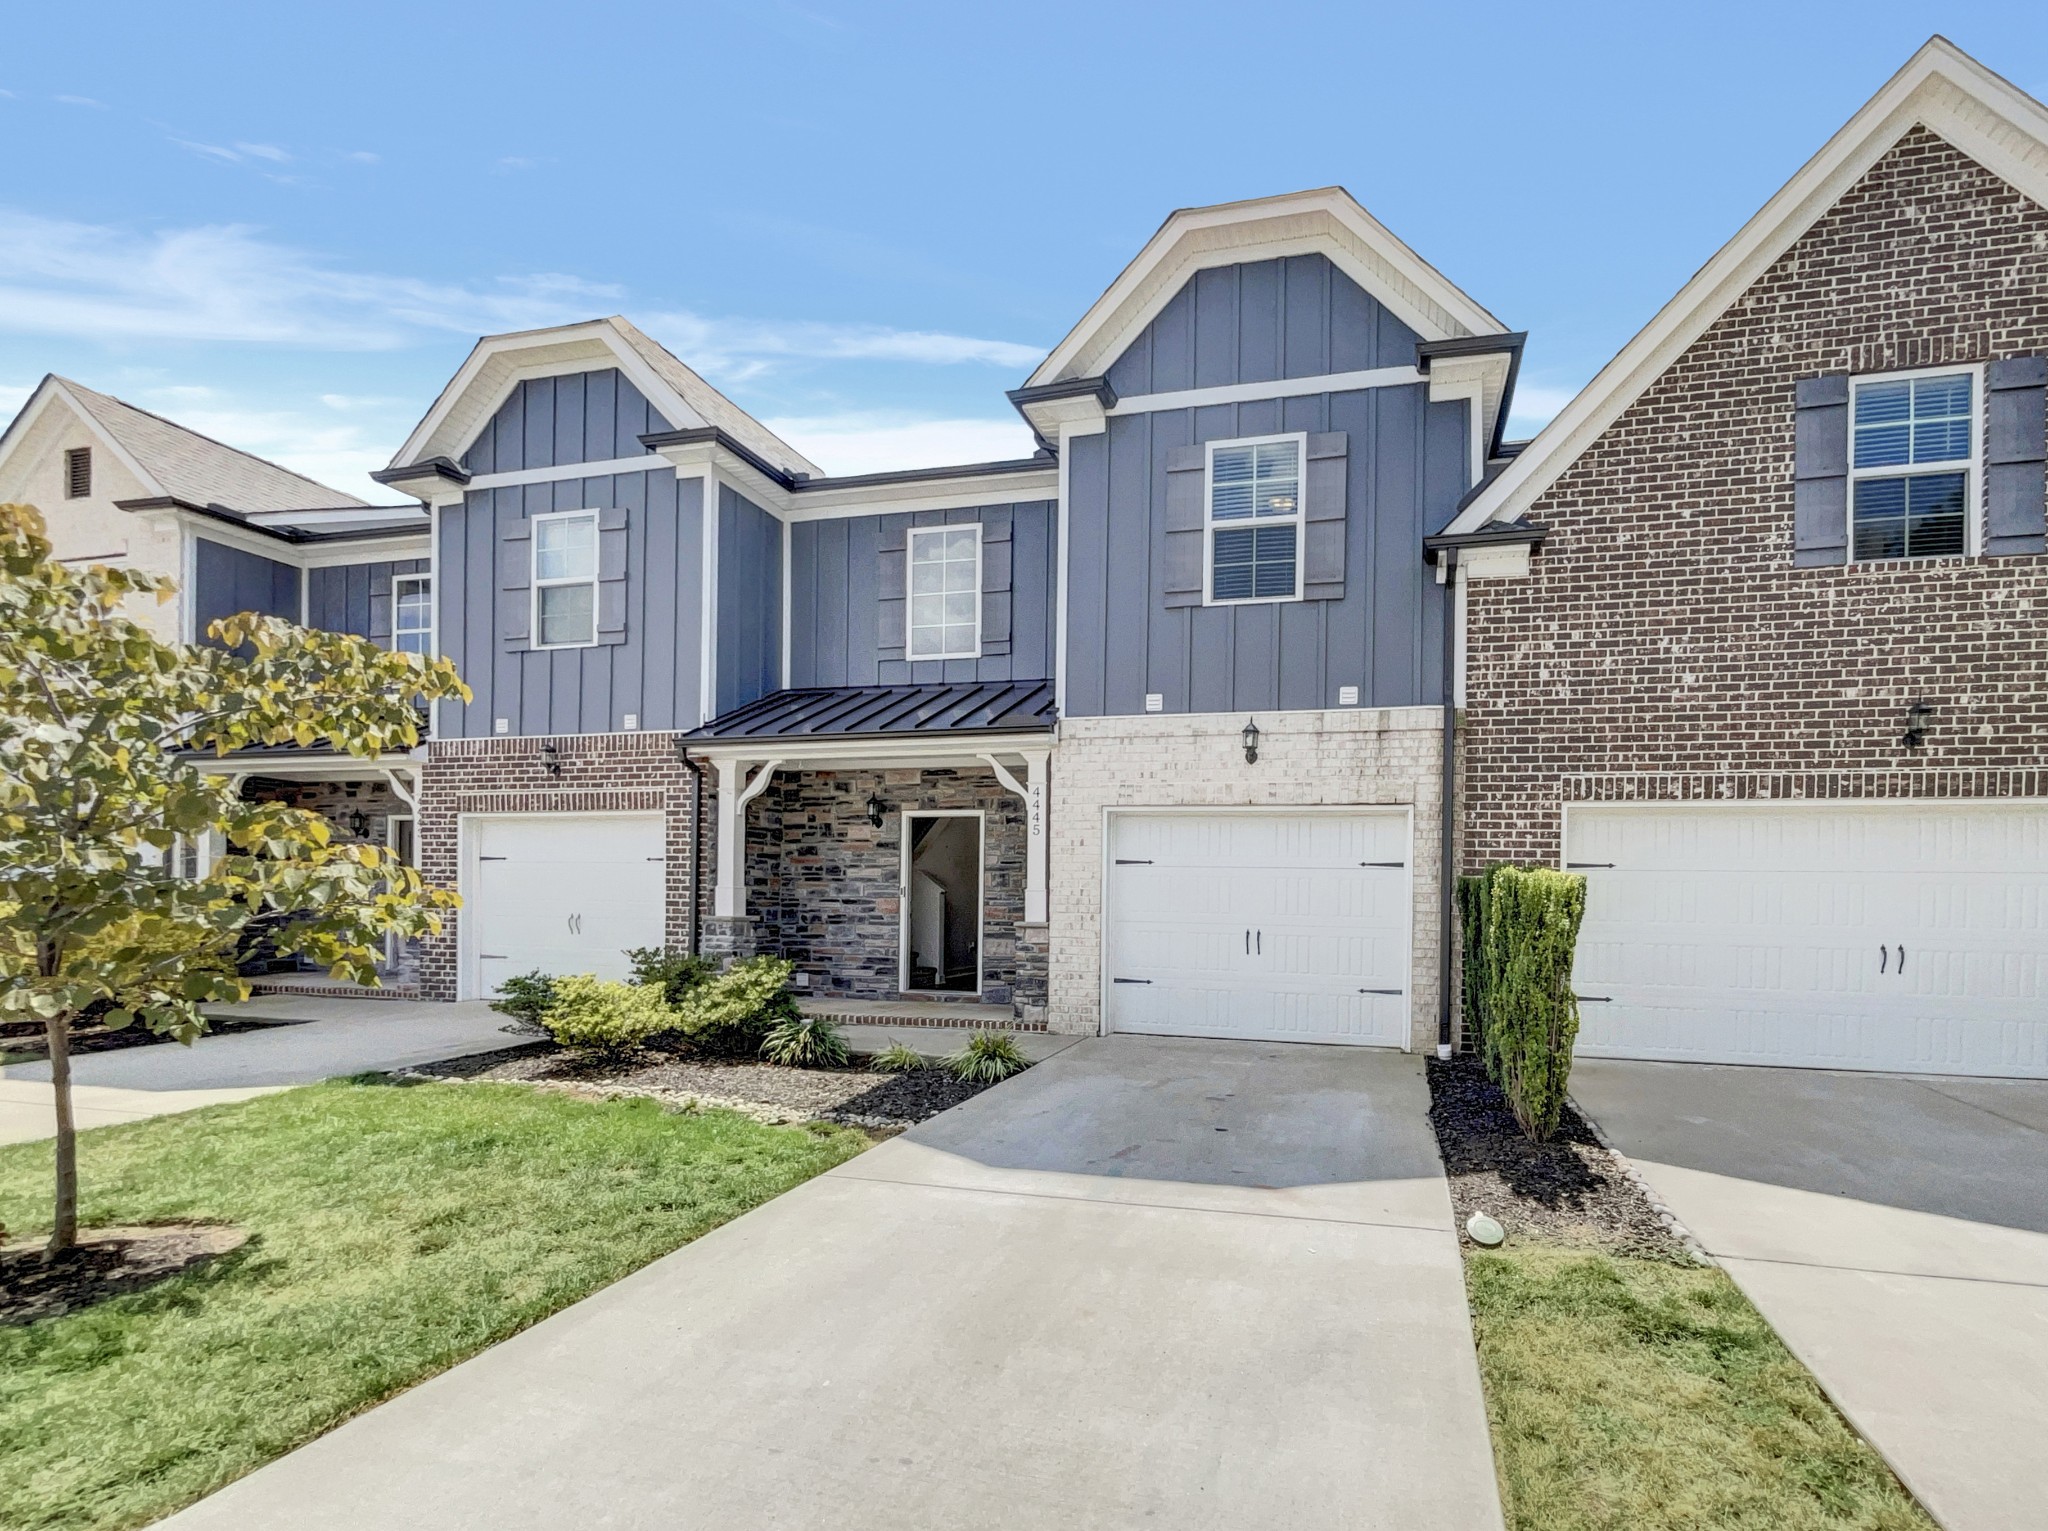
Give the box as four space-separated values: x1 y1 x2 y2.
1106 254 1421 396
788 501 1058 687
192 538 299 648
305 559 428 647
436 468 703 737
1064 388 1467 718
715 485 782 716
460 369 672 474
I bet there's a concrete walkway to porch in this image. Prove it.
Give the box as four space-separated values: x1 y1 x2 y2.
159 1036 1504 1530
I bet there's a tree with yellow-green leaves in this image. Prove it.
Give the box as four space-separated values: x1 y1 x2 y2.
0 502 471 1254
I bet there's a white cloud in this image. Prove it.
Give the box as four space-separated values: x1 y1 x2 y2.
343 150 379 164
0 379 34 414
131 385 405 502
1504 381 1582 437
762 412 1037 477
236 142 290 163
649 311 1042 373
55 95 106 109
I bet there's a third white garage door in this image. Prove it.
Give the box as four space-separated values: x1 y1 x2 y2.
1103 810 1411 1047
1567 802 2048 1077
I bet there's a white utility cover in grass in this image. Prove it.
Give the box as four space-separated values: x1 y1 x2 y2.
1104 810 1410 1046
465 813 666 997
1566 803 2048 1077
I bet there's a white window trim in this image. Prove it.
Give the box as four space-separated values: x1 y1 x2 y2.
386 814 416 865
1203 431 1308 606
392 572 434 657
529 508 601 650
905 522 983 661
1846 362 1984 563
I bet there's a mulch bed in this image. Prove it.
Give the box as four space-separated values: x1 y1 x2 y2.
1426 1054 1689 1260
407 1042 998 1129
0 1224 248 1326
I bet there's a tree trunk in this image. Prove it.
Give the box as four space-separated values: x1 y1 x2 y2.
45 1012 78 1254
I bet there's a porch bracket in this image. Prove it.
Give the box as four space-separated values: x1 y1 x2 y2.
713 758 784 919
980 750 1049 924
380 767 419 812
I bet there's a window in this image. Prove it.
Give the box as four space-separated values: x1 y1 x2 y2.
531 511 599 648
1207 435 1304 602
906 525 981 659
1850 369 1976 561
386 816 416 867
65 447 91 499
392 574 433 656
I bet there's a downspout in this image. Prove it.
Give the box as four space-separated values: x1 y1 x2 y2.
1438 548 1459 1061
677 744 705 956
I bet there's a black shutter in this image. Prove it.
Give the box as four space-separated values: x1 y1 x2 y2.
596 503 629 644
1986 356 2047 557
497 499 531 649
1302 431 1349 601
876 513 909 662
979 507 1011 657
1793 375 1850 567
1162 444 1206 608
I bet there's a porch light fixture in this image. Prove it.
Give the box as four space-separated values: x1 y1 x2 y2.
866 792 887 829
1241 717 1261 765
1901 701 1934 751
539 739 562 777
347 808 369 838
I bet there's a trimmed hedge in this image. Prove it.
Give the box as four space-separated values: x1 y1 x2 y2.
1458 864 1588 1142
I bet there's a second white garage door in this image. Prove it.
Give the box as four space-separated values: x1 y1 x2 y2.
1104 810 1411 1047
465 813 667 998
1567 802 2048 1077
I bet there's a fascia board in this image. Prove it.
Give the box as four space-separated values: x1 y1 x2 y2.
1447 37 2048 535
1026 188 1505 387
18 380 169 498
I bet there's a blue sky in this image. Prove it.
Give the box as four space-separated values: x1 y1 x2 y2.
3 2 2044 501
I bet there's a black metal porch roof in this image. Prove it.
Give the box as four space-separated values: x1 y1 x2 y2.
684 682 1055 745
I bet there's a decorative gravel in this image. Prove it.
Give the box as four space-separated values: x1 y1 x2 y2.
1426 1054 1689 1260
407 1042 998 1129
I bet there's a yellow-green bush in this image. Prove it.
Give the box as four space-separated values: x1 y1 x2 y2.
538 974 675 1054
672 955 800 1055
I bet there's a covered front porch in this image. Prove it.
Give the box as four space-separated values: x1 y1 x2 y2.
687 682 1052 1026
190 748 428 997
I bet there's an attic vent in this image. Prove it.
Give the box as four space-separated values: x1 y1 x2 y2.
65 447 92 499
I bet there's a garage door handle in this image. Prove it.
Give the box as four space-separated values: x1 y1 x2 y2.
1360 860 1405 867
1879 945 1887 973
481 953 509 960
1897 944 1905 973
1574 995 1612 1003
1566 862 1613 869
1113 977 1152 985
479 855 508 862
1358 987 1404 995
1114 858 1153 865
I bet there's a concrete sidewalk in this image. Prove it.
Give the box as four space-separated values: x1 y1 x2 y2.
1573 1059 2048 1531
0 998 521 1144
160 1036 1504 1531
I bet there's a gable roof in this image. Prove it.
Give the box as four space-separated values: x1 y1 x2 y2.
1024 187 1508 389
1446 36 2048 535
0 375 371 513
385 315 820 481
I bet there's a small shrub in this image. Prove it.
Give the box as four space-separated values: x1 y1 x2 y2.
489 970 559 1029
947 1030 1029 1083
674 955 801 1056
759 1013 851 1068
625 946 717 1007
868 1042 929 1073
538 973 675 1055
1476 866 1588 1142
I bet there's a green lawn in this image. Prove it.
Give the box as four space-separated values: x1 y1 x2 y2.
1467 1243 1934 1531
0 1079 866 1531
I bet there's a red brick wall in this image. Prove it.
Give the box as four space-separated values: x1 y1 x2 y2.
1463 126 2048 871
417 733 707 999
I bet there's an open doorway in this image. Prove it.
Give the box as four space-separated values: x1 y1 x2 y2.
901 811 983 994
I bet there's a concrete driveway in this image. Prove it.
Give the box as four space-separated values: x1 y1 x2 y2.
160 1036 1504 1531
1571 1059 2048 1531
0 997 518 1144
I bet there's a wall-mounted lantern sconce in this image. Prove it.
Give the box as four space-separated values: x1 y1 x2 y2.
539 740 563 777
347 808 370 838
866 792 888 829
1901 701 1934 751
1241 717 1261 765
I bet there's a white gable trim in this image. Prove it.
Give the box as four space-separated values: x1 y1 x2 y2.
1447 37 2048 536
0 379 167 500
1026 188 1506 388
390 323 712 472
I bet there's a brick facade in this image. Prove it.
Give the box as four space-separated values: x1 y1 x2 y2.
1048 707 1446 1049
1462 127 2048 873
416 732 706 999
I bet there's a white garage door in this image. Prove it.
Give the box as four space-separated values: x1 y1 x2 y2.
1104 811 1410 1047
466 814 667 998
1567 803 2048 1077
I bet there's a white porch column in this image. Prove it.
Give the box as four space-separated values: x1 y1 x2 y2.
982 749 1050 924
713 757 783 919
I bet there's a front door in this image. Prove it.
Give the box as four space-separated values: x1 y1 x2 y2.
900 811 983 994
